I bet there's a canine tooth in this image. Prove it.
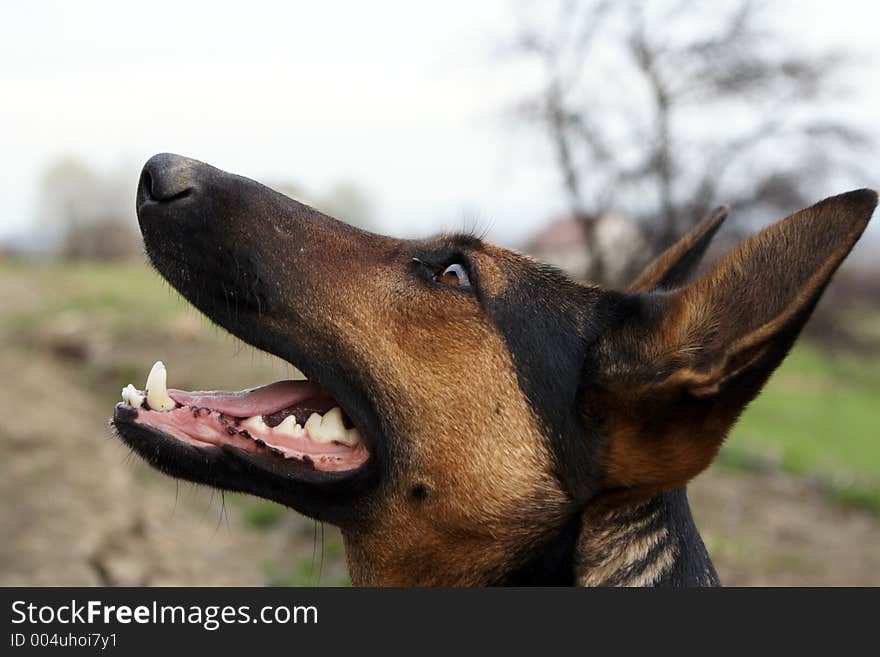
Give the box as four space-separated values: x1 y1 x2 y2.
275 416 304 437
121 384 145 408
241 415 268 433
145 361 176 411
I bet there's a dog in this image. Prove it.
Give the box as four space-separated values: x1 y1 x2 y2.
112 153 876 586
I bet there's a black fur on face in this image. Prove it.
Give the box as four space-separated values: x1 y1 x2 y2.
477 260 608 504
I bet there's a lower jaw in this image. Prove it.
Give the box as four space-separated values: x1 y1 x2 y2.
112 403 376 526
120 402 370 473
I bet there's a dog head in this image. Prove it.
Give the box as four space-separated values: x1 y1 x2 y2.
113 153 875 585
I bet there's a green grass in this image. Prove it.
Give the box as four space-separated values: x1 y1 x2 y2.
0 260 190 335
723 343 880 513
825 480 880 515
726 345 880 479
242 500 288 530
261 533 350 587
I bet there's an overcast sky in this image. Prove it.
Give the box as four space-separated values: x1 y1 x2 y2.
2 0 878 248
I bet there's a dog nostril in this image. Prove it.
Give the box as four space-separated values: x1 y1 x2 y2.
139 153 196 205
140 169 155 202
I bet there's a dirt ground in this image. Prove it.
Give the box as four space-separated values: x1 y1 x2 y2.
690 470 880 585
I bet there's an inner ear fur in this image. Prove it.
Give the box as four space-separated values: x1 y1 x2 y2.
597 189 877 494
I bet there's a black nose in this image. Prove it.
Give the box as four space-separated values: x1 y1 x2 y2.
138 153 197 205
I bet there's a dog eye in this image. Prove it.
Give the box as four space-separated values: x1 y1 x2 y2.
435 263 470 288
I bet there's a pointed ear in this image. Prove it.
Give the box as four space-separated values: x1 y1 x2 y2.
628 207 727 292
597 190 877 494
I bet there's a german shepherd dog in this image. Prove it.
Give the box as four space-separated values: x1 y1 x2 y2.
112 153 876 586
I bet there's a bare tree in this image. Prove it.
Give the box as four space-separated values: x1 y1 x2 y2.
508 0 869 253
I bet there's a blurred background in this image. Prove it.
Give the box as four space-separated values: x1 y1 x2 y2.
1 0 878 586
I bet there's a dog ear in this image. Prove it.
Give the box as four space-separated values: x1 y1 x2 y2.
628 206 727 293
594 189 877 495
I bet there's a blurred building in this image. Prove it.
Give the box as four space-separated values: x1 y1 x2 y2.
526 212 649 286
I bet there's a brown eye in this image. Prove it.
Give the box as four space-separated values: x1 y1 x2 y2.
435 263 470 287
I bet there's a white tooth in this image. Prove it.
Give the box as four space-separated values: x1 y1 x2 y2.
337 427 362 447
121 384 145 408
307 407 354 445
145 361 176 411
304 412 330 442
275 415 304 437
240 415 269 433
321 407 346 437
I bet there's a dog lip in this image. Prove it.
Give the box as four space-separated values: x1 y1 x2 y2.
112 402 371 478
114 403 138 423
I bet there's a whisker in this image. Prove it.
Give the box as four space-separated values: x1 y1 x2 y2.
318 522 325 586
311 519 318 575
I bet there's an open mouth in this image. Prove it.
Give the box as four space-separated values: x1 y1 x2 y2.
113 154 389 517
114 361 370 474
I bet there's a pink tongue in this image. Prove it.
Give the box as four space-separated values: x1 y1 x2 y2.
169 380 326 417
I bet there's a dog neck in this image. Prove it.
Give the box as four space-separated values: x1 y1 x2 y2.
574 486 719 586
491 486 718 587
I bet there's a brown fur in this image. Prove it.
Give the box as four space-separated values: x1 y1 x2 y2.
577 498 677 586
341 302 571 585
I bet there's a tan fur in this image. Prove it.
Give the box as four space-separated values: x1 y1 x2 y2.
604 408 731 496
259 230 571 584
471 247 512 297
576 499 676 586
342 314 571 584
